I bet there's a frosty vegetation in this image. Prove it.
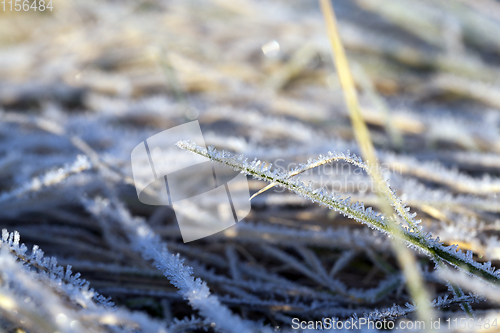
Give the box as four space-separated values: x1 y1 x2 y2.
0 0 500 332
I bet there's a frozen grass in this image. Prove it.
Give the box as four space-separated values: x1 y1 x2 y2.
0 0 500 332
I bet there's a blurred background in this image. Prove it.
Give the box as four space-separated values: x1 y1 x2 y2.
1 0 500 330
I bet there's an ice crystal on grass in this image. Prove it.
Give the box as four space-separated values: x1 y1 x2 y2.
0 155 91 205
0 230 170 333
84 197 260 333
0 229 113 308
178 141 500 287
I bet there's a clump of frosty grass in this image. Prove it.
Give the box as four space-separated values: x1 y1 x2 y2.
2 0 500 332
